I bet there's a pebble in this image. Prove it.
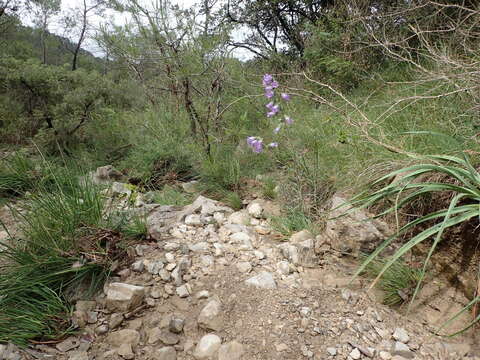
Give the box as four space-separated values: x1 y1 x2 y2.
392 328 410 344
349 348 361 360
245 271 277 289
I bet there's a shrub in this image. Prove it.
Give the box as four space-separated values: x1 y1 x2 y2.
350 153 480 333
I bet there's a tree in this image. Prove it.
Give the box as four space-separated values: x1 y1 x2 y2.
225 0 335 58
29 0 60 64
99 0 232 156
61 0 106 71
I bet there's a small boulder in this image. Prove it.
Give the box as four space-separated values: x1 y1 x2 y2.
156 346 177 360
198 299 223 331
194 334 222 360
245 271 277 289
106 283 145 312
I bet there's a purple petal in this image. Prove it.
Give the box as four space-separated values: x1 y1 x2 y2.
266 102 275 110
268 142 278 148
284 116 293 124
274 126 281 134
265 90 274 99
281 93 291 101
263 74 273 87
267 111 276 118
252 139 263 153
271 80 279 88
247 136 256 146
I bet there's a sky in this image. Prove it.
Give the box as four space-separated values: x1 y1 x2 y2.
21 0 252 60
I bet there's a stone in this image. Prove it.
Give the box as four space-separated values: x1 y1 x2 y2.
245 271 277 289
326 347 337 356
218 341 245 360
117 343 134 360
176 284 191 298
185 214 203 226
156 346 177 360
247 202 264 218
236 261 252 273
169 318 185 334
228 211 250 225
275 343 289 352
56 337 81 352
349 348 361 360
91 165 123 185
145 259 164 274
147 205 180 240
106 283 145 312
131 260 144 272
194 334 222 359
277 261 291 275
198 299 223 331
196 290 210 299
109 313 124 329
325 194 390 256
290 230 313 243
106 329 140 348
391 342 414 359
392 328 410 343
95 324 109 335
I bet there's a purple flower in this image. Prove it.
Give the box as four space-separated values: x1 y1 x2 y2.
267 111 276 118
266 102 275 110
263 74 273 85
274 126 281 134
268 142 278 148
281 93 291 101
247 136 256 146
252 139 263 153
284 116 293 125
271 80 279 89
265 90 274 99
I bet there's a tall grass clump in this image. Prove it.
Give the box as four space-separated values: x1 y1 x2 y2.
0 171 120 345
0 152 44 197
350 153 480 334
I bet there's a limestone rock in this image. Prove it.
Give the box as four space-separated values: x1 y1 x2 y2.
228 211 250 225
247 202 264 218
194 334 222 360
325 194 390 256
245 271 277 289
392 328 410 344
198 299 223 331
106 283 145 312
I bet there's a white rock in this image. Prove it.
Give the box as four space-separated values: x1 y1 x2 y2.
131 260 144 272
391 342 413 359
350 348 361 359
277 261 291 275
165 252 176 263
247 202 264 218
254 250 265 259
393 328 410 343
189 242 210 252
106 283 145 312
176 284 191 298
196 290 210 299
326 347 337 356
245 271 277 289
145 259 164 275
185 214 203 226
228 211 250 225
198 299 223 331
236 262 252 273
194 334 222 360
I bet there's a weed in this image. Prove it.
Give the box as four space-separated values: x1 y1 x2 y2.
261 177 277 200
222 191 243 211
153 185 192 206
270 208 314 236
361 255 423 306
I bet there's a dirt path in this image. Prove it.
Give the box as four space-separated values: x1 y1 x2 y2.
1 195 478 360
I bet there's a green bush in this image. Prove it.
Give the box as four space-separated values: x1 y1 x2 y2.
350 153 480 334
